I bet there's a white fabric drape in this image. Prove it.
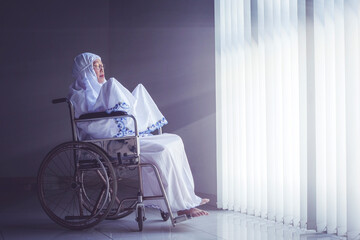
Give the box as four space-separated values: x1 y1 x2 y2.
215 0 360 237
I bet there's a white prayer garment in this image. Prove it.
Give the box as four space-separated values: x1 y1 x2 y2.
68 52 201 212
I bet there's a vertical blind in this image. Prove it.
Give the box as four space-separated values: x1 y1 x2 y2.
215 0 360 237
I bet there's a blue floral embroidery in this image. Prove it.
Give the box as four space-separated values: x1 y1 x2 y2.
114 117 134 137
139 117 168 135
106 101 130 114
106 102 133 137
107 102 168 137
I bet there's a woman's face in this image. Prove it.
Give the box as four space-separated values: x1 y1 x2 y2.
93 59 105 84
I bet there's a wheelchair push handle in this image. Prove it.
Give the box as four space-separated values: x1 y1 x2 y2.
52 98 68 104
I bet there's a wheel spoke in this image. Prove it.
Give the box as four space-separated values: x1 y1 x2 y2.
38 142 117 229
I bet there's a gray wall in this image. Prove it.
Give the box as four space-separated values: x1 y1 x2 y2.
0 0 216 198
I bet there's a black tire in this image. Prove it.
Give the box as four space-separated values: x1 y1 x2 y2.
160 211 170 221
37 141 117 230
136 206 144 231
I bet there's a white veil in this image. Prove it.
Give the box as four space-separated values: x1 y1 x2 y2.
68 52 105 117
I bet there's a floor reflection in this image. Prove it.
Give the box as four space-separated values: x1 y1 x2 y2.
0 188 345 240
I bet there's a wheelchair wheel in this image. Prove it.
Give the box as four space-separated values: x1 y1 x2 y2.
37 141 117 230
105 201 136 220
136 205 145 232
160 210 170 221
106 167 138 220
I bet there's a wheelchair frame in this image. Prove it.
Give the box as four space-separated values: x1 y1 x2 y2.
37 98 188 231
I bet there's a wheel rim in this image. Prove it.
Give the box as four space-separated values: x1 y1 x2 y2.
38 142 116 229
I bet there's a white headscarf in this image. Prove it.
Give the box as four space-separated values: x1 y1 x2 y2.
68 52 105 117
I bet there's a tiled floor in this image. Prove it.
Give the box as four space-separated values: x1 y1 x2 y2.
0 187 345 240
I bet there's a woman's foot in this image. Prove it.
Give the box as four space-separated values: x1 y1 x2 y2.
177 208 209 218
200 198 210 205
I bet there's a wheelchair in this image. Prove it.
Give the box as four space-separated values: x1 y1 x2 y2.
37 98 188 231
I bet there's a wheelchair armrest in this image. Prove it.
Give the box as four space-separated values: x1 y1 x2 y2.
78 111 127 120
75 111 139 137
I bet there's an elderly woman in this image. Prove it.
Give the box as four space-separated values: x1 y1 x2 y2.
68 52 209 217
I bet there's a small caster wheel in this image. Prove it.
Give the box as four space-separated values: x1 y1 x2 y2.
136 204 146 231
160 210 170 221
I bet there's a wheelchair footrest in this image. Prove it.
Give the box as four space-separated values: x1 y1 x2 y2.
173 214 189 224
